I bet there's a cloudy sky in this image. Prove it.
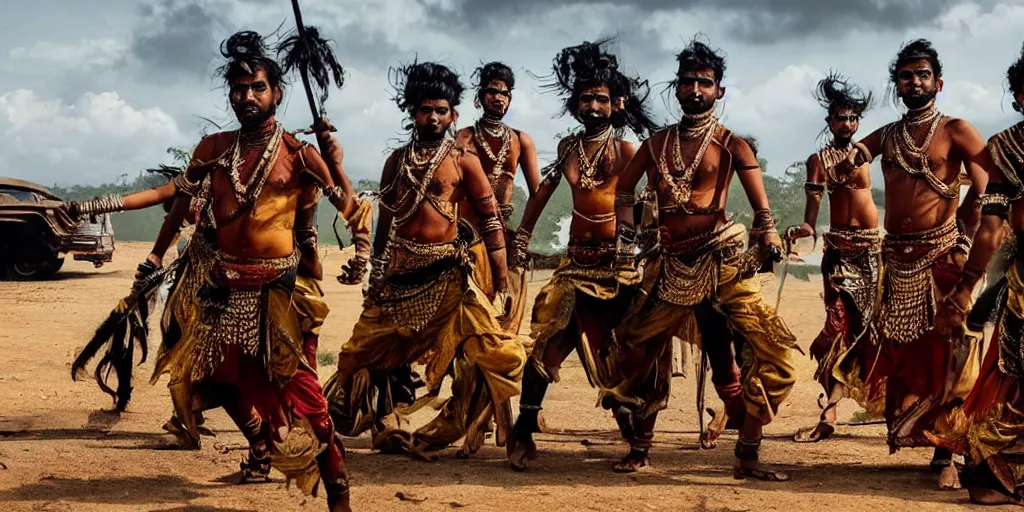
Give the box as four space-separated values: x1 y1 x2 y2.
1 0 1023 189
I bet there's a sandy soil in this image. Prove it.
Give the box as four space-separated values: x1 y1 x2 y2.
0 243 993 512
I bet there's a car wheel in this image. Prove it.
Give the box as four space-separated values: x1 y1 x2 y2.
7 255 64 281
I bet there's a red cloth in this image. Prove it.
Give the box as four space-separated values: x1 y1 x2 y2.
866 256 961 450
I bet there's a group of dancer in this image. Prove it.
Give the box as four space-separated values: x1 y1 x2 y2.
61 26 1024 509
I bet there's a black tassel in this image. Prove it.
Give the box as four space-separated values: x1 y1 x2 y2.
71 265 165 411
278 26 345 109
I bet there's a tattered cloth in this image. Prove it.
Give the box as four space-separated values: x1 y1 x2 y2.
152 235 333 494
528 241 634 387
933 249 1024 498
323 225 525 451
602 222 798 422
810 227 884 416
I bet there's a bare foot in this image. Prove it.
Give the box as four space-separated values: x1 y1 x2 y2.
613 449 649 473
733 459 791 481
793 422 835 443
507 434 537 472
494 400 513 448
795 400 837 443
456 427 485 459
161 417 200 450
968 486 1024 505
700 407 728 450
939 465 962 490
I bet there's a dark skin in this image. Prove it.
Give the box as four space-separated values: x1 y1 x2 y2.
506 83 634 471
839 58 988 491
936 91 1024 333
789 108 878 443
930 98 1024 507
372 98 509 294
841 60 986 236
516 84 634 248
146 70 360 273
455 79 542 203
615 67 783 477
618 70 781 248
790 108 879 240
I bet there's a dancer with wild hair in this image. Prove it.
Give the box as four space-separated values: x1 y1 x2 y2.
324 60 525 460
456 61 541 333
789 71 884 443
71 30 370 511
607 37 798 478
505 39 658 471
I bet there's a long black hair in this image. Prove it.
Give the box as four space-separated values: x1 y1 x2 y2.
538 38 658 139
674 37 727 84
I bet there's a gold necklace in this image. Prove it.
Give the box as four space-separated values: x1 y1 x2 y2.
474 118 512 184
886 104 956 198
657 115 718 208
576 125 613 189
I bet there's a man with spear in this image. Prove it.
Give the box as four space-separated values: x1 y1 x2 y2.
71 23 366 510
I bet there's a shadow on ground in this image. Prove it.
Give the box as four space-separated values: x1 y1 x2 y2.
0 475 226 505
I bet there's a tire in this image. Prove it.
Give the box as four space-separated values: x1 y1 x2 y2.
7 255 63 281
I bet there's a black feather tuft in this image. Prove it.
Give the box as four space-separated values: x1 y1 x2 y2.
145 164 183 181
71 266 164 411
278 26 345 112
814 70 873 117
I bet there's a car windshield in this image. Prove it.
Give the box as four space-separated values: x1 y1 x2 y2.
0 188 37 202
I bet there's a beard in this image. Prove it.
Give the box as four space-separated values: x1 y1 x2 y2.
416 124 448 142
901 91 936 110
482 105 506 120
234 102 276 129
579 110 610 130
681 95 715 117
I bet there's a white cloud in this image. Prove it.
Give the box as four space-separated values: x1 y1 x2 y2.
0 89 186 185
9 39 127 70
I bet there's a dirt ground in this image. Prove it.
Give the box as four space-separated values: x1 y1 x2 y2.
0 243 1000 512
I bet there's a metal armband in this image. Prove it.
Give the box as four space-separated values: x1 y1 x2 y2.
803 182 825 199
480 215 506 251
980 193 1011 220
323 185 346 203
172 172 202 197
511 227 532 267
614 191 637 208
75 195 125 217
751 208 777 232
295 226 317 249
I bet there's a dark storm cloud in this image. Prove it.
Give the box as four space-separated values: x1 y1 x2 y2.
425 0 995 44
129 0 224 81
